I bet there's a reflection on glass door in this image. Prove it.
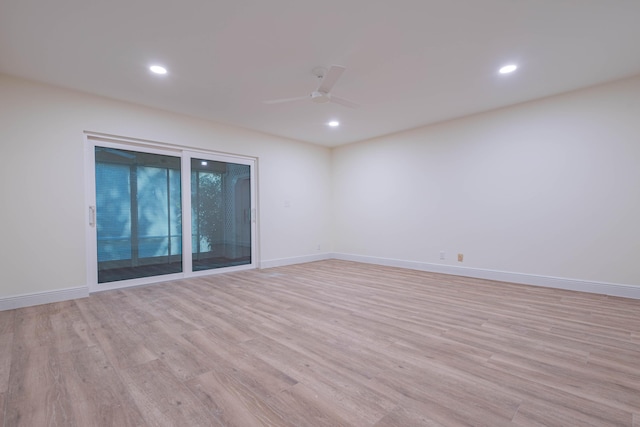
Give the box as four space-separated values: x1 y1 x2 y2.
95 147 182 283
191 158 252 271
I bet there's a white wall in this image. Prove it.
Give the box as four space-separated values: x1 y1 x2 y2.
2 72 639 305
332 75 640 288
0 74 331 300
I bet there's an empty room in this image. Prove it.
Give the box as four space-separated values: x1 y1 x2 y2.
1 0 639 426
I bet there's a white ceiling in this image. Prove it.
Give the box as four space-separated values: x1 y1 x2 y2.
1 0 640 147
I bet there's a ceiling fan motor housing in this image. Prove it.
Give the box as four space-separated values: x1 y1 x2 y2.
311 91 330 103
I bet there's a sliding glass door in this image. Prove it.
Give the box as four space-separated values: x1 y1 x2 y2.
86 137 256 290
94 147 183 283
191 158 252 271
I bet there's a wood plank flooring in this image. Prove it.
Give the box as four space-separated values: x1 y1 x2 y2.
1 260 640 426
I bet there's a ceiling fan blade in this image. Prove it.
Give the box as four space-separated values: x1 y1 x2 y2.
317 65 346 93
263 95 309 105
330 95 359 109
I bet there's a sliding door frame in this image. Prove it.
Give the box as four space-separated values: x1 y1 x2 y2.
84 132 258 293
182 150 257 278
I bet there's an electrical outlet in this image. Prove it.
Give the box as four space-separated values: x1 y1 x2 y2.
317 244 321 251
439 250 445 260
458 253 464 262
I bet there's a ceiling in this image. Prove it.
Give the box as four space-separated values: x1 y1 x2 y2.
1 0 640 147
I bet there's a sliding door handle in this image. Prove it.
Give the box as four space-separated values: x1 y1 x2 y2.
89 206 96 227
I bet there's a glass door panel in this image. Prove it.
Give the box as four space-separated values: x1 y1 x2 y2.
191 158 252 271
95 147 182 283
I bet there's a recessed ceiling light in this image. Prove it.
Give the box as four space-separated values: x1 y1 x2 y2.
328 121 340 127
201 161 208 166
149 65 168 75
499 64 518 74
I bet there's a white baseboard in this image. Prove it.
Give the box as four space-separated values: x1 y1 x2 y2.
3 253 637 311
0 286 89 311
260 253 331 269
331 253 640 300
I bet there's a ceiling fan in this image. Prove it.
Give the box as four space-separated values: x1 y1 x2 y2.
263 65 359 108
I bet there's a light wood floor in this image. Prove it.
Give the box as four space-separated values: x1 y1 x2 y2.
1 260 640 426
